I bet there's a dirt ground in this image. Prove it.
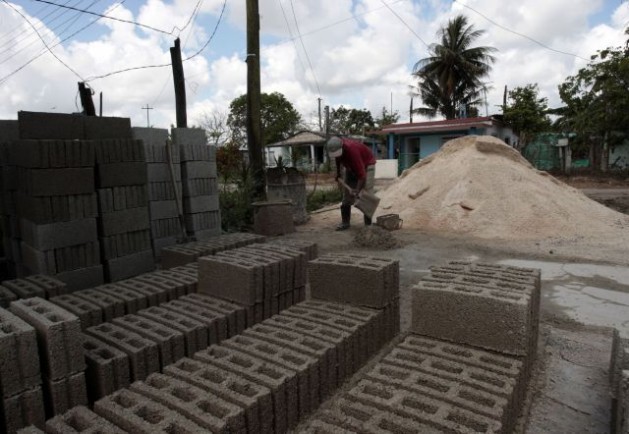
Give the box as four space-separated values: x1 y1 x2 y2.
290 178 629 433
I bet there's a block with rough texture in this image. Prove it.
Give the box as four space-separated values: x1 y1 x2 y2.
18 112 85 140
16 192 98 225
0 308 41 398
2 278 46 300
181 293 246 338
252 201 294 236
83 335 130 402
2 387 45 433
138 306 208 355
0 286 18 307
116 279 168 307
10 297 85 380
266 238 318 260
98 207 150 237
131 373 246 432
49 294 102 329
163 357 274 434
23 275 67 299
55 265 104 292
96 162 147 188
43 371 88 417
104 249 155 282
85 323 159 382
112 314 185 368
45 405 126 434
19 167 94 196
98 284 149 315
19 218 97 250
74 288 125 322
161 299 227 344
198 255 261 305
93 388 206 433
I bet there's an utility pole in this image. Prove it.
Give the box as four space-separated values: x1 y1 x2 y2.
78 82 96 116
142 104 153 127
246 0 265 200
170 38 187 128
318 98 322 132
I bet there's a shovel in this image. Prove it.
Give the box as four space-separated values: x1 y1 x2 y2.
338 179 381 220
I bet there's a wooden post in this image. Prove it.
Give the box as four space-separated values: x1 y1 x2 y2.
170 38 187 128
78 82 96 116
246 0 265 200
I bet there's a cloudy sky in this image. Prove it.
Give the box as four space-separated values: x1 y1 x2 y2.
0 0 628 130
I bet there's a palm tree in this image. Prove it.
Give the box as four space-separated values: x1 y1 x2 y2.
413 15 496 119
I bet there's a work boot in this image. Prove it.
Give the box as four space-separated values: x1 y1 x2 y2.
364 215 372 226
336 204 351 231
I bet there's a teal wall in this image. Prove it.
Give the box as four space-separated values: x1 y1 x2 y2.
419 135 441 158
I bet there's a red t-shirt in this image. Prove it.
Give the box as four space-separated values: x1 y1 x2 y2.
337 138 376 180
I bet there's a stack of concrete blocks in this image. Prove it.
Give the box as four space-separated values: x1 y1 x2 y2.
302 333 527 433
0 120 19 280
609 328 629 433
9 298 87 419
252 200 295 236
308 253 400 342
0 275 67 306
131 127 184 258
198 242 309 327
94 139 154 281
266 237 318 261
160 232 266 269
172 128 221 240
0 308 45 433
44 406 125 433
11 139 103 291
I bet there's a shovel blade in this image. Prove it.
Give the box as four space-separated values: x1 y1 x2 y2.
355 191 380 219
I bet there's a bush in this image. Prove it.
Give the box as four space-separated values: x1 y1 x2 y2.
220 163 255 232
306 187 342 212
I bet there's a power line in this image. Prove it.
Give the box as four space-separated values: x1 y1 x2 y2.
2 0 85 81
452 0 590 61
277 0 307 78
32 0 174 35
289 0 321 96
380 0 429 48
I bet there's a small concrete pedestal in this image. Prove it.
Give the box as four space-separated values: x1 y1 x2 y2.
252 200 294 236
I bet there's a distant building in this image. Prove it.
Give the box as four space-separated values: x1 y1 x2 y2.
375 116 518 172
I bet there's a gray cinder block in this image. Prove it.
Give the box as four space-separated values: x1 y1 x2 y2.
2 386 45 433
45 405 126 434
104 250 155 282
138 306 208 356
180 293 247 338
2 278 47 300
23 275 68 299
97 162 147 188
131 127 168 149
83 336 130 402
20 218 97 250
10 298 85 380
55 264 104 292
181 160 217 179
99 207 150 236
49 294 103 329
18 111 85 140
198 255 262 306
43 372 88 417
20 167 95 196
84 116 132 139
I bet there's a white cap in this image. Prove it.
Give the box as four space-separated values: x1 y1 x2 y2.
327 136 343 158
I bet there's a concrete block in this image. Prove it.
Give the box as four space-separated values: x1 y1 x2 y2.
183 194 219 214
21 241 101 275
149 200 179 220
83 336 130 402
20 167 95 196
162 299 225 344
97 284 149 315
133 273 184 301
182 177 217 197
148 180 182 201
10 298 85 380
18 111 85 140
74 288 125 322
116 279 168 307
163 358 273 434
0 119 19 142
16 193 98 224
96 162 147 188
253 201 294 236
131 373 246 433
0 308 41 398
112 315 185 368
267 237 318 261
10 139 94 168
93 139 145 164
184 210 221 233
14 425 44 434
84 116 132 140
194 344 297 433
138 306 208 356
104 250 155 282
146 163 182 182
85 322 159 382
198 255 262 305
152 236 179 259
181 160 217 179
98 185 149 214
0 286 18 307
93 388 206 432
181 293 246 338
2 278 47 300
49 294 102 329
99 207 150 236
101 229 152 260
131 127 168 149
150 217 181 239
411 277 537 357
43 372 88 417
172 128 207 153
20 218 97 250
45 405 126 434
2 387 45 433
24 275 67 298
55 264 104 292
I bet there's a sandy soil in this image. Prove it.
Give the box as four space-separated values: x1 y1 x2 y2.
288 188 629 433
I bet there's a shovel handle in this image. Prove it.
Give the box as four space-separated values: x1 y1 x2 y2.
337 179 358 196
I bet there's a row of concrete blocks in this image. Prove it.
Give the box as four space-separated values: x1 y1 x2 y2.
198 243 309 308
303 333 527 434
609 329 629 433
0 297 88 433
25 298 392 434
411 261 541 369
0 275 67 306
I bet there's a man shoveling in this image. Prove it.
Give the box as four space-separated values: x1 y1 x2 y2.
326 136 377 231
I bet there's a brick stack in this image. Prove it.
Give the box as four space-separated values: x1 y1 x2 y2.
132 127 184 258
11 140 103 291
308 253 400 342
198 242 308 326
0 307 45 433
172 128 221 240
160 232 266 269
0 275 67 304
10 298 87 419
94 139 154 281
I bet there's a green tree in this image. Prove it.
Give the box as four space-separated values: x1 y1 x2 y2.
503 84 552 148
227 92 302 146
329 106 375 135
555 35 629 169
413 15 496 119
374 107 400 128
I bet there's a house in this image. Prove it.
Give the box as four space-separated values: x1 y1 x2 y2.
376 115 518 172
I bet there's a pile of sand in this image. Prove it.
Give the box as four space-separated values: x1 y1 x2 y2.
377 135 629 240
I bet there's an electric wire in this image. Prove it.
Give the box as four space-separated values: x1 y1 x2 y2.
277 0 308 79
2 0 85 81
0 0 70 51
380 0 429 48
289 0 321 96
